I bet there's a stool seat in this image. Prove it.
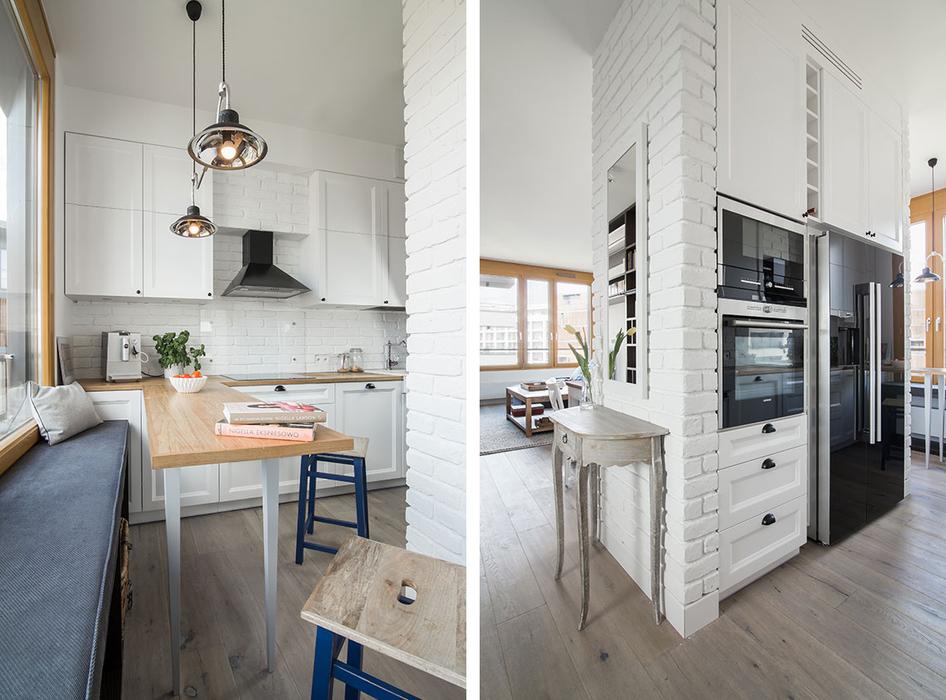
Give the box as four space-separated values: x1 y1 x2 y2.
329 436 369 460
301 537 466 690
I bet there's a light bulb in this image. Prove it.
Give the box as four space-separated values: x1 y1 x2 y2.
188 222 201 236
219 141 237 161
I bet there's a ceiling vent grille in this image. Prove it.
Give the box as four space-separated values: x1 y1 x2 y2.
802 25 862 90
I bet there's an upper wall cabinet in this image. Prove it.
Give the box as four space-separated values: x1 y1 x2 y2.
717 0 806 220
821 73 868 237
299 171 406 308
64 133 214 301
866 111 903 250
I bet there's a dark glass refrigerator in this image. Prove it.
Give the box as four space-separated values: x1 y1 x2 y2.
812 232 906 544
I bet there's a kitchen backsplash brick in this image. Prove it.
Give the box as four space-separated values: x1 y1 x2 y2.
68 233 405 378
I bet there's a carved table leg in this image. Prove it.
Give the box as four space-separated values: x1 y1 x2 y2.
577 463 591 631
650 436 667 624
591 463 601 547
553 442 565 580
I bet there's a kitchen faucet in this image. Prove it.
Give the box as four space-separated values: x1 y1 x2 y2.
386 339 407 370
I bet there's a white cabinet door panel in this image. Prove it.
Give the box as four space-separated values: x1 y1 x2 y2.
384 235 407 307
143 143 213 216
322 230 383 306
336 381 402 482
66 133 143 210
319 173 382 235
717 0 805 220
88 390 143 514
65 204 143 297
387 182 406 238
867 111 902 250
143 211 214 300
822 73 868 237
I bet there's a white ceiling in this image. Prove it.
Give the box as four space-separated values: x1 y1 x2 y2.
43 0 405 146
794 0 946 196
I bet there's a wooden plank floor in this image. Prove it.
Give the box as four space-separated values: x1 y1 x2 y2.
123 486 464 700
481 445 946 699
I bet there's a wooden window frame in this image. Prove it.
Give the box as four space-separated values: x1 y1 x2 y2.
0 0 55 473
480 259 593 372
908 187 946 383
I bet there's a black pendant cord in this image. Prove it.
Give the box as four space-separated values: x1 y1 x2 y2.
191 16 197 206
221 0 226 85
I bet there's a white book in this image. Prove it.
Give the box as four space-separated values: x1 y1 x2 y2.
223 401 328 425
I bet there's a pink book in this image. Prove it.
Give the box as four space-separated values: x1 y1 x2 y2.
214 420 316 442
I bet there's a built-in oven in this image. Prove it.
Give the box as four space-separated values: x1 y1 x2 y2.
718 196 807 307
719 299 806 430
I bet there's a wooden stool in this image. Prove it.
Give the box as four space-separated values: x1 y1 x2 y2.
295 438 370 562
301 537 466 699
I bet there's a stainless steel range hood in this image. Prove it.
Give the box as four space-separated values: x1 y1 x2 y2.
222 230 311 299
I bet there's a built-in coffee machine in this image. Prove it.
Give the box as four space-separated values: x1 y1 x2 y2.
102 331 148 382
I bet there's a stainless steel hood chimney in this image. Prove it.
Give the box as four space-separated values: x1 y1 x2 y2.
222 230 310 299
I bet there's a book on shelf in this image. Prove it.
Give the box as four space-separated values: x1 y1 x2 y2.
222 401 328 425
215 420 316 442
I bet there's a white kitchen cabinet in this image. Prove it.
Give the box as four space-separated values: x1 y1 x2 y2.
143 143 213 216
143 211 214 300
867 111 903 250
140 408 220 511
64 204 144 298
317 171 383 235
387 182 406 238
384 235 407 307
88 390 143 514
319 230 385 306
65 133 143 210
821 72 869 237
717 0 806 220
336 381 403 482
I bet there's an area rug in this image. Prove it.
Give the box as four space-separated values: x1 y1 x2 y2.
480 403 553 455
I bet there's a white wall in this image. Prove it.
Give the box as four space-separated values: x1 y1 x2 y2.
481 0 593 271
53 82 407 375
593 0 720 638
400 0 467 564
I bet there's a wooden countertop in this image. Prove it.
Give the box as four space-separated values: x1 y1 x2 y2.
79 372 403 393
81 377 354 469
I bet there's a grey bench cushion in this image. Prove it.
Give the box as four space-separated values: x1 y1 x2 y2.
0 420 128 700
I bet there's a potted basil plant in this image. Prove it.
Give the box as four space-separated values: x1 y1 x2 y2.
153 330 205 379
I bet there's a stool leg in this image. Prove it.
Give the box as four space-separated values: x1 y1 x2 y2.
354 458 369 538
344 641 364 700
311 626 337 700
307 456 318 534
295 457 309 565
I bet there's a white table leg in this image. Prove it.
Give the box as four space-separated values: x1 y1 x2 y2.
261 458 280 673
925 374 932 469
164 468 182 696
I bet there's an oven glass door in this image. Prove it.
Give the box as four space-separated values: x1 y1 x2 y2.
720 208 805 305
721 317 805 429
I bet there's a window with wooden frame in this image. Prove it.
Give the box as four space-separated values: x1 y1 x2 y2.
909 186 946 379
0 0 54 477
480 260 593 371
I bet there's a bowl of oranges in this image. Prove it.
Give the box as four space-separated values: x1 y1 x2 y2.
169 370 207 394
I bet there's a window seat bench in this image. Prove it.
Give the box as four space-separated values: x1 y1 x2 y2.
0 420 129 699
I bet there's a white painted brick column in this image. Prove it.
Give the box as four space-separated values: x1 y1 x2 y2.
592 0 719 636
400 0 467 563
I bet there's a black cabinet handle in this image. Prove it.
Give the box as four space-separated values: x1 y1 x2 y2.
762 423 776 434
321 297 326 302
136 289 141 295
274 385 286 392
384 300 389 304
761 458 776 470
753 376 762 382
762 513 777 526
366 383 376 390
208 292 212 297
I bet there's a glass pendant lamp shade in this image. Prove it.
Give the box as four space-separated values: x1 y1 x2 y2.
913 159 943 284
889 272 904 288
915 266 942 284
171 204 216 238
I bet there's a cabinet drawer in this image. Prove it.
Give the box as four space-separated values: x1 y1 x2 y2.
719 414 806 468
718 445 806 529
719 495 807 596
555 425 580 463
231 383 336 404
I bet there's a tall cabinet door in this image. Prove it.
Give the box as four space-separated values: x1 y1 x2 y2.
142 212 215 300
336 381 403 482
64 204 144 297
822 73 869 237
143 143 213 216
322 230 384 305
867 111 903 250
317 172 383 235
717 0 805 220
384 235 407 307
65 133 143 209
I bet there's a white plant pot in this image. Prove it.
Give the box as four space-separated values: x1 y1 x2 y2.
164 364 184 379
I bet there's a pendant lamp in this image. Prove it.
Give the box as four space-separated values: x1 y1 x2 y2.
915 158 943 284
171 1 217 238
188 0 267 170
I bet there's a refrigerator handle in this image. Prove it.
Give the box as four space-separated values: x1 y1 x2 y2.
873 282 882 444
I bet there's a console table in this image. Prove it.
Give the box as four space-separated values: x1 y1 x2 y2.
549 406 669 630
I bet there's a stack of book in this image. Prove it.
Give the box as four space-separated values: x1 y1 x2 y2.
215 401 328 442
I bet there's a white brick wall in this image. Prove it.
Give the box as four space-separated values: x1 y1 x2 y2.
400 0 467 564
213 166 310 236
68 231 405 377
592 0 719 636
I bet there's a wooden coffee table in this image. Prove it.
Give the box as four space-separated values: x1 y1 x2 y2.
505 385 564 437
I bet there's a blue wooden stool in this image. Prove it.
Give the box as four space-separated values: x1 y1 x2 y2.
295 437 370 563
301 537 466 700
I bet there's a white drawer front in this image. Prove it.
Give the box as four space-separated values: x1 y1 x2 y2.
231 383 336 404
719 495 807 595
718 445 806 529
719 414 806 468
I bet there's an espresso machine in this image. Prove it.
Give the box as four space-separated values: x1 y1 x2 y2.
102 331 148 382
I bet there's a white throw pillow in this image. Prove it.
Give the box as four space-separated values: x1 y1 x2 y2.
28 381 102 445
